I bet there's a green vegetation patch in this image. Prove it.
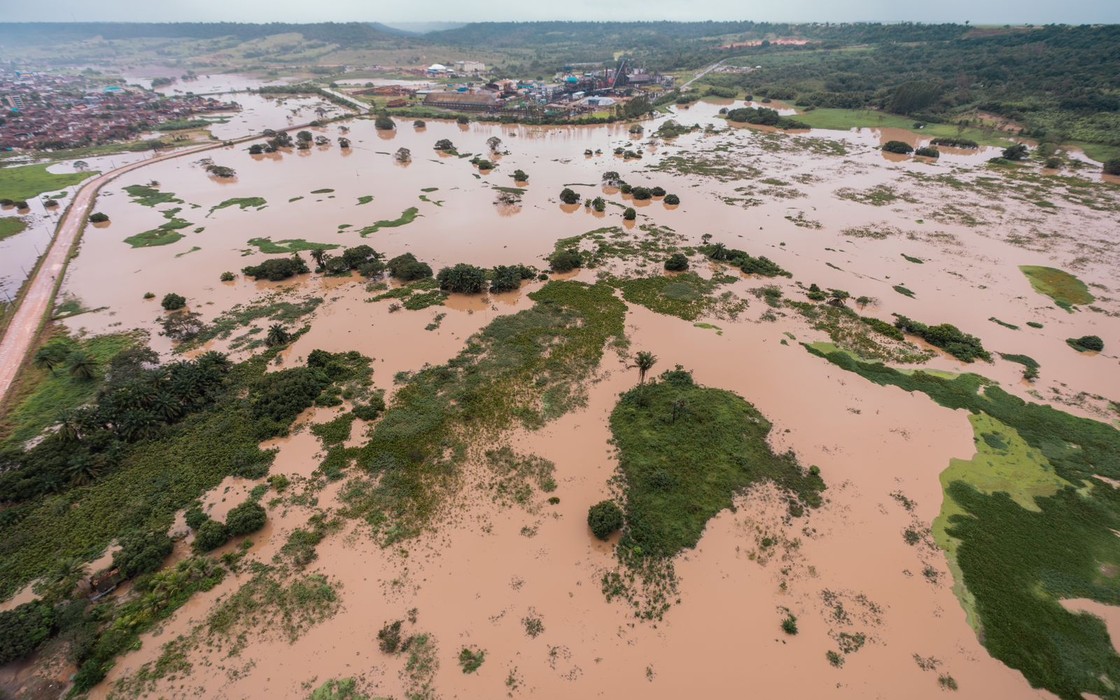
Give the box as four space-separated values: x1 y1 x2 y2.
611 369 824 558
311 188 335 194
123 184 183 207
613 272 746 321
342 281 626 544
1020 266 1094 310
307 678 371 700
359 207 420 236
0 217 28 241
0 164 94 201
209 197 267 215
357 195 374 205
179 295 323 352
0 333 134 448
124 217 192 248
806 344 1120 700
247 237 340 255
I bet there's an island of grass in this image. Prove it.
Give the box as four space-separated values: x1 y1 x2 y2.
359 207 420 237
209 197 267 216
0 163 95 201
247 238 340 255
610 368 824 559
1020 266 1094 311
806 344 1120 700
0 217 28 241
124 217 193 248
123 184 184 207
612 272 745 321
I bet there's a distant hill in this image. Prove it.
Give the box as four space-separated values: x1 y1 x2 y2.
0 22 401 47
376 22 468 35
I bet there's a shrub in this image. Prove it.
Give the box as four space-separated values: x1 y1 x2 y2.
192 519 229 553
623 207 636 221
587 500 624 540
914 146 940 158
413 119 426 128
490 264 533 293
437 264 487 294
386 253 432 281
512 169 529 181
0 602 56 664
781 613 798 635
591 196 606 212
558 188 580 205
664 253 689 271
456 115 469 124
242 255 309 281
433 139 455 152
882 140 914 154
161 293 186 311
89 212 109 223
185 507 208 530
226 501 267 537
352 395 386 421
476 159 494 170
631 186 652 200
1103 160 1120 176
650 186 666 197
113 530 174 579
377 620 404 653
219 271 235 282
374 114 395 130
664 194 680 205
1068 335 1104 352
459 647 486 673
549 249 582 273
931 137 978 149
619 183 633 194
1002 143 1029 161
894 315 990 362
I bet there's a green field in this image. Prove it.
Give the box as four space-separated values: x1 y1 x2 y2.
0 217 28 241
795 109 1014 147
0 164 95 201
247 237 339 254
358 207 420 236
1019 266 1094 310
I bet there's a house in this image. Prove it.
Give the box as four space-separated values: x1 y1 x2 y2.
454 61 486 74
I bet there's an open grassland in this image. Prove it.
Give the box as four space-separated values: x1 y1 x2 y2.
1020 266 1094 310
0 164 95 201
0 217 28 241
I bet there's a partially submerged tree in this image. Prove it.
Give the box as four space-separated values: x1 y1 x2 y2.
635 351 657 384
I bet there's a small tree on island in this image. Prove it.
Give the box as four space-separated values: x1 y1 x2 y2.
634 351 657 384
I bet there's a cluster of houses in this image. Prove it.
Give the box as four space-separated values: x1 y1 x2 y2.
0 70 239 151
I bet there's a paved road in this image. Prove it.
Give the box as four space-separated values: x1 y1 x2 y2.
680 60 726 90
0 107 356 405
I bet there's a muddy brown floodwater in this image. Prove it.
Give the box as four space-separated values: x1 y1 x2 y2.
28 87 1120 700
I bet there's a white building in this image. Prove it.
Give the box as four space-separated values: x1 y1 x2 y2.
454 60 486 74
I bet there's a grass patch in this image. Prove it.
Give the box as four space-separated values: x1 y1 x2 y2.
357 195 374 205
989 317 1019 330
893 285 916 298
341 281 625 544
901 253 924 264
311 188 335 194
359 207 420 236
123 184 183 207
612 272 746 321
0 217 28 241
806 344 1120 700
206 569 340 650
209 197 267 215
794 109 1012 147
0 164 95 201
0 332 133 448
124 217 192 248
1020 266 1094 310
246 237 340 254
179 295 322 352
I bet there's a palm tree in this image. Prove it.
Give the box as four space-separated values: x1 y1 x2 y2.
266 323 291 347
67 350 98 381
34 347 61 374
310 248 327 270
709 242 728 261
56 409 83 443
635 351 657 385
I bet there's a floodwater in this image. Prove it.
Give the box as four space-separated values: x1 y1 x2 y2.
13 77 1120 699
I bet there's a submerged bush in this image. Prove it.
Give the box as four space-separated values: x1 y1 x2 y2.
664 253 689 271
161 293 186 311
437 263 487 294
226 501 267 537
549 249 582 273
1068 335 1104 352
588 500 624 540
882 140 914 154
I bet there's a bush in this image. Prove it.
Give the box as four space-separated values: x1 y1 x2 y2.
185 507 208 530
631 186 652 201
386 253 432 281
619 183 632 194
623 207 636 221
192 519 229 553
437 264 487 294
930 137 978 149
549 249 582 273
161 293 186 311
1068 335 1104 352
377 620 404 653
559 188 580 205
413 120 426 128
650 186 666 197
89 212 109 223
352 395 386 421
219 271 235 282
512 169 529 181
433 138 455 152
112 530 174 579
374 114 395 130
781 613 799 635
242 255 309 281
664 253 689 271
476 159 494 170
894 315 991 362
882 140 914 154
456 115 469 124
914 146 940 158
226 501 267 537
587 500 624 540
0 602 56 664
1002 143 1029 161
490 264 532 293
1103 160 1120 175
664 194 680 205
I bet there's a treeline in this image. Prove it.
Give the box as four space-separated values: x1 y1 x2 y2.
700 24 1120 146
0 22 399 46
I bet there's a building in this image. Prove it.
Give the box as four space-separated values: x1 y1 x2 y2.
422 91 496 112
426 64 449 77
454 61 486 75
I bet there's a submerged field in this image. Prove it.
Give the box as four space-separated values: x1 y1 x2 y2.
1 94 1119 700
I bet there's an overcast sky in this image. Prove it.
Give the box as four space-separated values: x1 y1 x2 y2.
5 0 1118 25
